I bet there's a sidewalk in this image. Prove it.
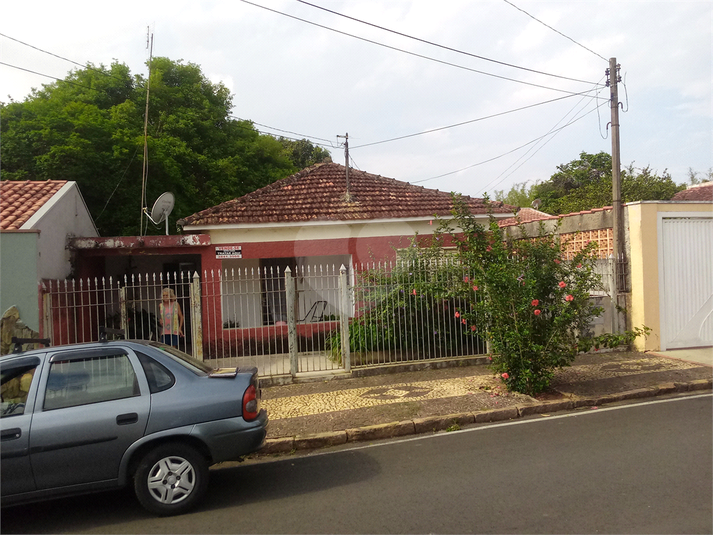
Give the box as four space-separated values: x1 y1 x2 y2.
256 348 713 455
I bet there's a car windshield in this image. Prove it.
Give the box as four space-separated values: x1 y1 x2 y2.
147 342 214 375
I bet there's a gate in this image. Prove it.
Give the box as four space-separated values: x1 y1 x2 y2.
658 214 713 349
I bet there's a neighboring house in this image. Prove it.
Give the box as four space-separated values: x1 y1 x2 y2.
670 182 713 201
0 180 98 335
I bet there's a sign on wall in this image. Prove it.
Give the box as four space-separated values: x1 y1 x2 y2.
215 245 242 259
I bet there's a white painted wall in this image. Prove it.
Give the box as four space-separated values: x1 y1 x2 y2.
23 182 98 280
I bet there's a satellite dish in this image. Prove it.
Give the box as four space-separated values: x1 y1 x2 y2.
145 192 175 235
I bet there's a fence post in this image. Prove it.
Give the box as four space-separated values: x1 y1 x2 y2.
119 286 128 335
286 267 298 377
190 272 203 360
339 264 351 372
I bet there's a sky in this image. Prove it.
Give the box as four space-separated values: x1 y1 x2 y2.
1 0 711 200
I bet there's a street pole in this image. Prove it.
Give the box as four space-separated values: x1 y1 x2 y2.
608 57 622 332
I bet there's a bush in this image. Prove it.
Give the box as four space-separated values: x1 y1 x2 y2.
437 194 648 395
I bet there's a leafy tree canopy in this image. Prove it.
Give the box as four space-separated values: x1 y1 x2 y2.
493 151 686 214
0 58 331 236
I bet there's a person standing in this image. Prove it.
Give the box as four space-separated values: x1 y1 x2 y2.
159 288 184 348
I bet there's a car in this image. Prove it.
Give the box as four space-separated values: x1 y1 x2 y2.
0 337 268 516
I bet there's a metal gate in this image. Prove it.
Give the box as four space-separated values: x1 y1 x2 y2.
658 214 713 350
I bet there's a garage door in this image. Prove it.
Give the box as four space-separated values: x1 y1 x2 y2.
658 215 713 350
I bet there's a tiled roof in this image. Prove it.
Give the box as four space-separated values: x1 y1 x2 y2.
498 207 552 227
0 180 68 230
670 182 713 201
179 163 515 227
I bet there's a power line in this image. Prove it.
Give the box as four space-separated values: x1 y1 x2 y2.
502 0 608 62
0 61 95 91
238 0 601 96
412 98 607 186
229 116 338 149
352 87 604 149
0 33 130 84
297 0 599 86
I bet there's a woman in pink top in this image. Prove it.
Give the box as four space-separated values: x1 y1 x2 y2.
160 287 184 348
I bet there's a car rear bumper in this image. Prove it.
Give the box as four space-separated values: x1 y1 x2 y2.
190 410 268 463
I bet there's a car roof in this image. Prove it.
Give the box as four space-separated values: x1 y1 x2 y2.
0 340 152 360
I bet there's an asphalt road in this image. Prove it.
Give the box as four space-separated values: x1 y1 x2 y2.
3 394 711 534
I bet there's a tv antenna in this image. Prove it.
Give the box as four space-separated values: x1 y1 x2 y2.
144 192 175 235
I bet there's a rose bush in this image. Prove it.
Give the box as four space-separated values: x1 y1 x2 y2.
436 194 648 395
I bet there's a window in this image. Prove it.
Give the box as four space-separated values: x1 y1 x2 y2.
1 360 39 417
44 353 139 410
137 352 175 393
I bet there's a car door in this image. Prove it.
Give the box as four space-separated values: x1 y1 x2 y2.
1 356 42 496
29 347 150 490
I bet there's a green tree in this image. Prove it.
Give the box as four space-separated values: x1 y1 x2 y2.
493 181 539 208
530 152 685 215
278 138 332 169
0 58 300 236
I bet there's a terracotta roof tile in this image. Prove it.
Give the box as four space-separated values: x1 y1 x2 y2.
179 163 515 227
671 182 713 201
0 180 68 230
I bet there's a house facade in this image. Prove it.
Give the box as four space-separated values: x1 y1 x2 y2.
0 180 97 335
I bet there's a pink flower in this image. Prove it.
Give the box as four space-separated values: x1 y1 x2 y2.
486 246 492 252
471 325 476 332
577 263 582 268
464 276 469 282
565 294 574 302
554 259 561 265
461 318 467 325
501 372 509 379
534 309 541 316
531 299 539 307
455 311 460 318
473 285 479 291
558 281 567 288
412 289 417 296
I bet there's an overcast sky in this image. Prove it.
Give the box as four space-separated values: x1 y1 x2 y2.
2 0 711 199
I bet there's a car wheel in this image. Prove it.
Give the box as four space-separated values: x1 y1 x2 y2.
133 443 209 516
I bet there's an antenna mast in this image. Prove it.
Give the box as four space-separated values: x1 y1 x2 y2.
140 29 154 236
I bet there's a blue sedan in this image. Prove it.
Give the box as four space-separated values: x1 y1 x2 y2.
1 339 268 516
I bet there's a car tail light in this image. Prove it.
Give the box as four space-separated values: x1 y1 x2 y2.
242 383 259 421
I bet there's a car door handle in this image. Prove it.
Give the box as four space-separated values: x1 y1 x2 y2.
1 428 22 441
116 413 139 425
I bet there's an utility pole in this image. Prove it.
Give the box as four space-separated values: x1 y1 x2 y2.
140 29 154 236
608 57 623 331
337 133 351 201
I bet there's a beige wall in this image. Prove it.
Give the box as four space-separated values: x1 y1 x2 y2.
627 201 713 351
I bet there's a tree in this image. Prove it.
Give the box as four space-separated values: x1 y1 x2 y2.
493 181 539 208
278 137 332 169
687 167 713 184
0 58 321 236
494 152 687 215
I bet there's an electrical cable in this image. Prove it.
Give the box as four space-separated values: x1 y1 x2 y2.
474 100 609 195
0 61 95 91
502 0 608 62
412 98 606 186
0 33 130 84
238 0 600 96
231 116 340 147
297 0 599 86
352 87 605 149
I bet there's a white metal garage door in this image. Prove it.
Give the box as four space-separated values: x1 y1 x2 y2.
658 214 713 350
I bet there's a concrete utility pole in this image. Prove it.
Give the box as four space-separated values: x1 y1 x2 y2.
337 133 351 201
608 57 623 331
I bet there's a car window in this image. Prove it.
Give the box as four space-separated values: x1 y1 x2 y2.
136 352 175 393
44 353 140 411
1 360 39 417
147 342 213 375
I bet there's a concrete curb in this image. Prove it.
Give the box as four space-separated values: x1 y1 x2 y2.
258 378 712 455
